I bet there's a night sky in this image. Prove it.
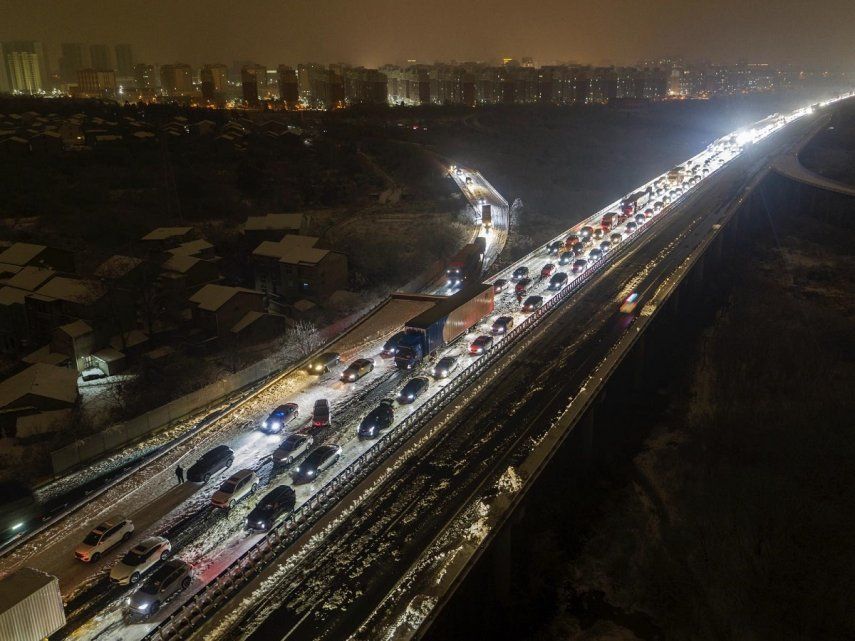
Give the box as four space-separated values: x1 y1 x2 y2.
3 0 854 68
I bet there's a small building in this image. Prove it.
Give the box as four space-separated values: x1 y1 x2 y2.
51 319 96 371
167 239 216 259
188 284 265 338
243 213 305 244
251 235 347 303
0 242 75 273
94 255 147 289
24 276 110 341
0 363 79 417
140 227 195 252
161 254 220 290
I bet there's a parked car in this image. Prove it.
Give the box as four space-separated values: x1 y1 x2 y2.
125 559 191 618
381 332 407 356
397 377 430 404
261 403 299 434
549 272 568 290
512 266 529 281
245 485 297 531
272 433 314 466
306 352 341 374
75 517 134 563
293 444 342 483
540 263 556 279
211 469 259 509
493 278 509 293
491 315 514 335
469 335 493 355
110 536 171 585
515 278 532 295
523 295 544 312
311 398 331 428
187 446 234 483
341 358 375 382
572 259 588 274
432 356 459 379
358 402 395 438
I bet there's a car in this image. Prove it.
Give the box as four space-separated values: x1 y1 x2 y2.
186 445 234 483
381 332 407 356
565 234 580 248
211 469 259 509
522 295 543 312
572 259 588 274
571 242 586 256
311 398 330 428
469 335 493 355
491 315 514 335
245 485 297 531
432 356 459 379
125 559 191 618
261 403 299 433
549 272 568 290
620 292 640 314
634 213 646 224
397 377 430 404
580 226 595 238
515 278 532 295
662 195 671 205
357 402 395 438
293 444 342 483
644 207 654 217
306 352 341 374
110 536 171 585
547 240 563 255
610 232 623 244
341 358 374 382
75 517 134 563
588 248 603 261
592 228 604 240
512 266 529 281
599 240 611 252
625 221 638 232
559 251 574 266
493 278 508 293
540 263 556 279
272 433 314 466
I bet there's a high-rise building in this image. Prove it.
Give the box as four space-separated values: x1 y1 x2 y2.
5 51 43 94
343 67 387 105
2 41 48 93
77 68 117 98
89 44 112 71
133 63 155 89
277 65 299 105
241 64 266 106
60 42 89 84
115 44 134 78
160 63 194 97
200 63 228 102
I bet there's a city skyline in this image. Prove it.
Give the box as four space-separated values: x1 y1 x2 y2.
2 0 854 71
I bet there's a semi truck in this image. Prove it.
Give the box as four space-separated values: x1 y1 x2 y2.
620 189 652 216
481 204 492 230
395 283 495 369
0 568 66 641
445 236 487 287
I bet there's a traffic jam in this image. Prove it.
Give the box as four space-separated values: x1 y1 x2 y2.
54 106 822 639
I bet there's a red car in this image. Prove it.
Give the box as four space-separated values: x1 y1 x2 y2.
469 335 494 355
540 263 556 279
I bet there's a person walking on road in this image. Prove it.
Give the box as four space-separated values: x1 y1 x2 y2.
175 464 184 484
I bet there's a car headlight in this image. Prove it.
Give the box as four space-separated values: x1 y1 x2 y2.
257 521 265 528
137 602 150 612
270 422 280 430
126 597 131 606
307 470 314 476
262 420 268 427
407 394 414 399
294 466 300 473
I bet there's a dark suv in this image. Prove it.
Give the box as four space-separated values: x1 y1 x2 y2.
358 403 395 439
246 485 297 531
307 352 341 374
311 398 331 428
187 445 234 483
126 559 191 618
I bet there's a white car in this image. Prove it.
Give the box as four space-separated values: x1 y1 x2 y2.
272 433 314 466
110 536 171 585
75 516 134 563
211 469 259 509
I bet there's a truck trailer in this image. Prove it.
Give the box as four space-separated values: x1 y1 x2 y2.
0 568 65 641
481 204 493 230
395 283 495 369
445 236 487 287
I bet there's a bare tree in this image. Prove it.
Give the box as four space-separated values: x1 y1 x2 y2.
284 320 323 358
